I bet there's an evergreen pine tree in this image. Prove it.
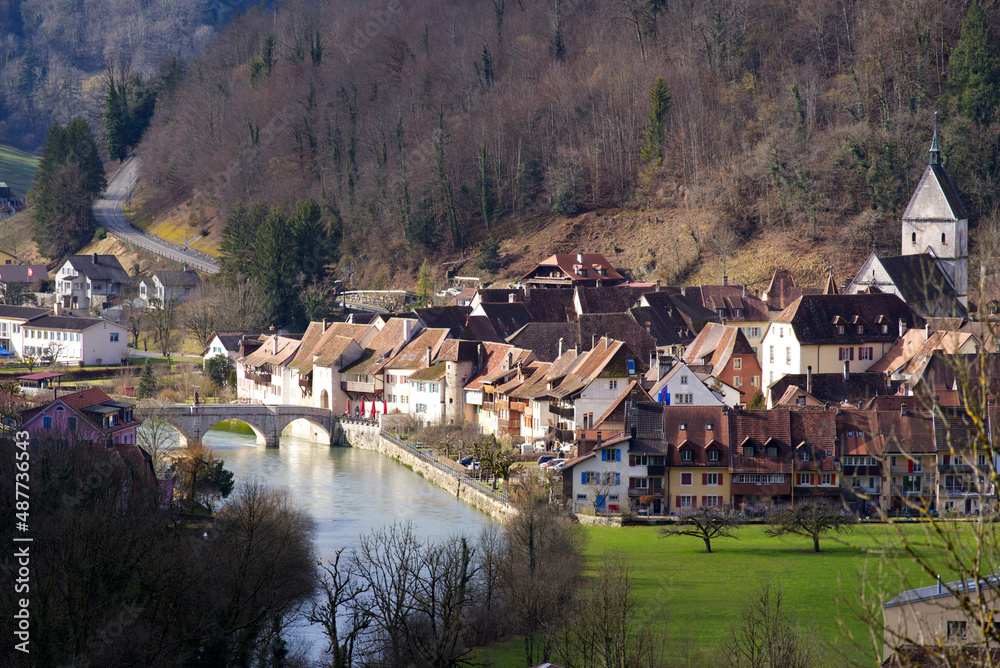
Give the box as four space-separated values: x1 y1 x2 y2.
138 359 158 399
31 119 106 258
478 232 500 273
220 200 267 278
104 78 128 162
416 259 434 307
640 76 672 165
252 207 292 326
947 0 1000 126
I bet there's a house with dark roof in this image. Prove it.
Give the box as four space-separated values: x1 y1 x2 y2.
0 303 128 365
506 314 657 363
760 293 924 390
0 264 47 297
728 408 795 509
667 284 771 353
138 267 203 307
762 268 804 312
53 254 132 310
847 127 970 312
289 320 371 413
766 369 891 409
521 253 625 288
654 404 732 515
788 407 841 504
630 290 720 351
202 331 267 365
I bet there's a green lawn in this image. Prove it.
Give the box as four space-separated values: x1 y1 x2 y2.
0 144 39 196
477 523 958 667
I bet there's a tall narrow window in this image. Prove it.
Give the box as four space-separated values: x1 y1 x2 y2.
911 232 916 243
942 232 947 244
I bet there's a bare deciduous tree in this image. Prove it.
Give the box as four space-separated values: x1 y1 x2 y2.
766 501 855 553
661 506 742 553
723 582 817 668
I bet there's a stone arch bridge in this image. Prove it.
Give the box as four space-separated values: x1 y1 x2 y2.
156 404 342 447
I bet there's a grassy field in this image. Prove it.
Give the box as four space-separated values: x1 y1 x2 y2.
477 523 956 668
0 144 39 195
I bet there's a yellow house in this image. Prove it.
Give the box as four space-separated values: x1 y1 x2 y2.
0 249 18 265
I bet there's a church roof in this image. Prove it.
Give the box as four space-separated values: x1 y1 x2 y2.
902 163 968 221
877 254 966 318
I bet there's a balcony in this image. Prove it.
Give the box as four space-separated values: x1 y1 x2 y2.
647 465 666 477
482 400 495 412
495 399 510 411
549 404 574 419
938 464 975 474
246 371 271 384
498 418 521 431
510 400 527 413
555 427 575 442
298 376 312 389
628 488 663 497
342 380 376 393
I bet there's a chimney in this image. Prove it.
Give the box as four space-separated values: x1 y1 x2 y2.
426 346 432 365
605 335 609 349
506 351 512 370
269 324 275 332
843 360 850 383
524 286 530 299
937 575 942 594
592 334 597 349
577 252 583 264
53 302 62 316
322 318 327 331
558 337 564 358
92 252 97 264
508 293 515 303
273 336 278 355
630 424 637 439
403 319 412 341
901 403 907 417
899 318 907 338
806 365 812 394
575 343 581 354
680 286 686 297
723 275 728 286
925 323 931 340
650 351 656 376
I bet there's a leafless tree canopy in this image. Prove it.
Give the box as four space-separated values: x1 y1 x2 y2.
661 506 742 553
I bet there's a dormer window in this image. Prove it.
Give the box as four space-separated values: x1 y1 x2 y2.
717 309 726 318
706 423 713 431
856 325 863 334
680 423 686 430
882 324 889 333
707 448 720 462
681 448 693 462
743 445 755 457
734 308 743 318
766 445 779 457
837 325 845 335
798 449 811 462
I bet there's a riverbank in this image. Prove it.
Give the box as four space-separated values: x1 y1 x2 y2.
337 420 514 522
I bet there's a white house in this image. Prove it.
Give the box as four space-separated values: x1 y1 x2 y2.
53 254 131 311
237 335 301 405
201 331 265 365
139 268 203 307
646 357 727 407
759 293 922 390
0 304 127 365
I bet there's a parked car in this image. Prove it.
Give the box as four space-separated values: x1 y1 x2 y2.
459 456 474 467
537 454 556 466
550 460 567 471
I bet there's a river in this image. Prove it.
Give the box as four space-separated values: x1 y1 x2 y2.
169 427 497 658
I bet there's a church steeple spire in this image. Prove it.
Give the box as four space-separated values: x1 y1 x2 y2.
929 112 941 165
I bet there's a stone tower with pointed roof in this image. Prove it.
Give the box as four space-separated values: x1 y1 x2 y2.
900 124 969 307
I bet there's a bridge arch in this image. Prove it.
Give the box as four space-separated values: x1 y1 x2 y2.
274 415 332 443
152 404 336 448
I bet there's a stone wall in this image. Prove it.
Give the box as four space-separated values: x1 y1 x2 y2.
339 421 514 523
575 513 624 528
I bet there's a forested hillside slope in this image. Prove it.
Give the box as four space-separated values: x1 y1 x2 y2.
0 0 258 149
135 0 1000 289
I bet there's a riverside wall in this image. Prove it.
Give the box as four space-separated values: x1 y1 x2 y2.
337 420 514 523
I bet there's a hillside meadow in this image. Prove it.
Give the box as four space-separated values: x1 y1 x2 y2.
478 522 965 668
0 144 38 196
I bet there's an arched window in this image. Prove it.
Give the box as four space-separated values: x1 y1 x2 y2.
911 232 916 243
942 232 947 244
320 390 329 409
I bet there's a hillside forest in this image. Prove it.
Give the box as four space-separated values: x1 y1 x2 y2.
129 0 1000 291
0 0 258 148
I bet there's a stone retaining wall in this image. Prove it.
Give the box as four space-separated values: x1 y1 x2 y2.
339 421 514 523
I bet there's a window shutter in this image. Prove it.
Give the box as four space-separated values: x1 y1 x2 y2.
702 473 707 485
676 495 681 509
629 454 635 466
831 474 836 485
581 471 587 485
850 347 855 360
629 477 636 489
719 473 724 485
616 449 621 462
601 449 607 462
615 473 621 485
908 460 913 473
702 496 707 507
810 473 815 485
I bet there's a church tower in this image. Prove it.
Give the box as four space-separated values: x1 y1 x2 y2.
900 122 969 307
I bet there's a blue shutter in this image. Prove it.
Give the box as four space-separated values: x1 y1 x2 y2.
581 471 587 485
615 473 621 485
601 449 607 462
615 449 621 462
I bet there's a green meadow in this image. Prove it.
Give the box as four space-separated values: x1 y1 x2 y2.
0 144 39 196
478 523 960 667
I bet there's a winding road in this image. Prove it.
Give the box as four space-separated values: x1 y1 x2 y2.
93 159 220 274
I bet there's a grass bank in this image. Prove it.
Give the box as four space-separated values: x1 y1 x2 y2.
0 144 39 195
478 523 956 667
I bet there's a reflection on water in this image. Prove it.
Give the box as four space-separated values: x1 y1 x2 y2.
160 427 496 657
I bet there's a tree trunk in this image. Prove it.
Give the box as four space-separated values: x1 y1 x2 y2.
704 537 712 553
813 534 820 552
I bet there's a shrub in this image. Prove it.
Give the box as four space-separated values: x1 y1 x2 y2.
94 226 107 240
